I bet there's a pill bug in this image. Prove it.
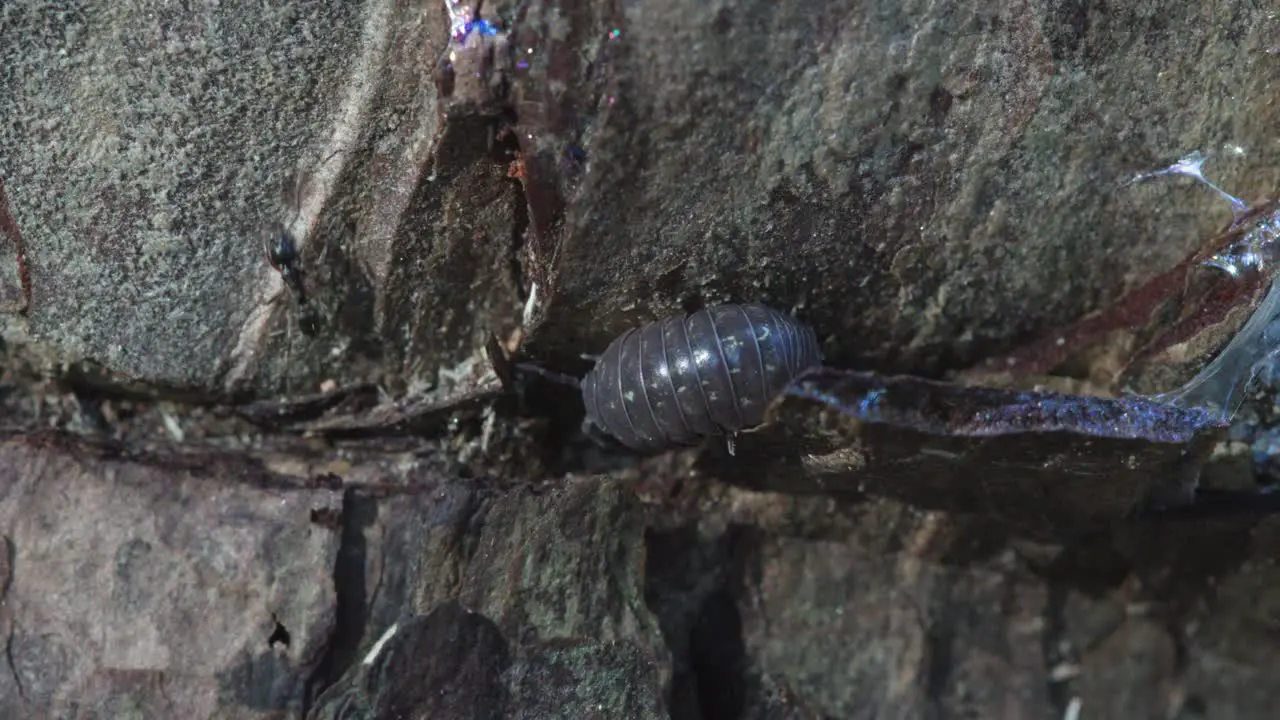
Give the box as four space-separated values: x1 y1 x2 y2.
580 303 823 451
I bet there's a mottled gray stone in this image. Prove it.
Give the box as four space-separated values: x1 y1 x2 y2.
520 0 1280 377
6 1 1280 719
305 477 669 719
637 482 1280 719
309 601 511 720
1 0 521 397
4 1 1280 396
0 437 340 718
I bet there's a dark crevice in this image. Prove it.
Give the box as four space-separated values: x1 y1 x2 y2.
1179 694 1209 718
267 615 291 649
510 366 599 476
509 191 530 304
58 359 257 407
0 536 22 703
301 488 378 717
491 109 531 305
1041 580 1072 717
1033 541 1130 717
234 383 381 429
5 620 24 703
922 590 955 710
646 525 758 720
688 588 747 720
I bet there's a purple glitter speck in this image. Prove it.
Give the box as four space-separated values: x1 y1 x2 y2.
445 1 502 42
465 18 501 37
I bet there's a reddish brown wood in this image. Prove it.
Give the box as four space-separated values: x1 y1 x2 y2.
975 198 1279 384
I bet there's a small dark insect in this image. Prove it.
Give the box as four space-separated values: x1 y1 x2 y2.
264 223 320 336
310 472 345 490
581 303 823 452
309 506 343 530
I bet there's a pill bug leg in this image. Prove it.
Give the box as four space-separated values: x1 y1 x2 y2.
581 416 618 449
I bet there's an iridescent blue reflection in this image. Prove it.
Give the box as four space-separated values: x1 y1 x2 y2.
786 371 1219 443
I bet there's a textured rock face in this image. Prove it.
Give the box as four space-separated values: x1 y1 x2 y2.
307 478 669 719
4 0 1280 718
512 0 1280 378
4 1 1279 393
1 0 523 396
0 437 341 718
643 485 1280 720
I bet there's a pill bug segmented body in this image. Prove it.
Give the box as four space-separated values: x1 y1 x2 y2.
581 303 823 451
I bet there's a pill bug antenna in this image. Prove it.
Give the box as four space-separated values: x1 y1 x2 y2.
513 362 582 389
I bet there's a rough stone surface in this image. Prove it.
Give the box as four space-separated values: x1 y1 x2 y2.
4 1 1280 395
517 0 1280 377
0 436 341 718
1 0 523 397
306 476 669 719
642 482 1280 719
309 601 512 720
6 1 1280 719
